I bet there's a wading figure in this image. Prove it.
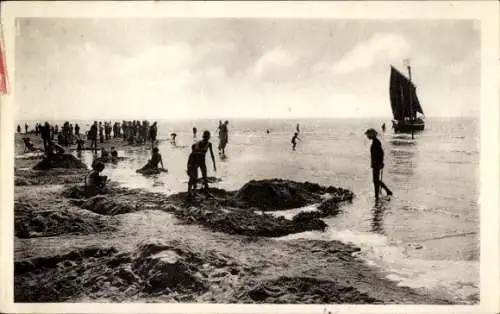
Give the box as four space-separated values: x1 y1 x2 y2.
99 122 104 143
149 122 158 148
89 121 98 153
192 126 197 140
218 120 229 155
194 130 217 193
364 128 393 202
170 133 177 146
41 122 52 153
186 144 199 197
291 132 301 151
75 124 80 137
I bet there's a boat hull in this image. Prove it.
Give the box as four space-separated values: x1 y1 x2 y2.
392 119 425 133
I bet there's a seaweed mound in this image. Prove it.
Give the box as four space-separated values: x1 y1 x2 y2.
173 206 327 237
233 179 319 210
238 276 381 304
14 202 117 238
78 195 138 215
15 168 87 186
33 154 87 170
232 179 353 211
62 185 113 199
15 240 236 302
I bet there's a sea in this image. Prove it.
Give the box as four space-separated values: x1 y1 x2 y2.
19 117 480 303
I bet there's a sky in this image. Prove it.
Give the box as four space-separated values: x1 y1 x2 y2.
15 18 480 120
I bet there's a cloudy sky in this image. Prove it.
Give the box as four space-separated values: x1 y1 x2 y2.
15 18 480 120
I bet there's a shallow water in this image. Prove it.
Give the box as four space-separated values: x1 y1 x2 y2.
73 117 478 302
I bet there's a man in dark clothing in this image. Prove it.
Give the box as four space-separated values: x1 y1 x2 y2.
75 124 80 136
41 122 52 153
365 128 393 201
89 121 98 153
149 122 158 147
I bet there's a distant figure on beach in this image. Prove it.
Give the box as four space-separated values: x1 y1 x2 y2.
17 125 21 133
381 123 386 133
291 132 301 151
89 121 98 153
25 123 29 134
187 144 199 197
193 126 197 140
194 130 217 193
41 122 52 153
99 122 104 143
171 133 177 146
76 138 85 152
101 147 109 158
149 122 158 148
52 143 66 155
89 161 107 190
75 124 80 136
218 120 229 155
296 123 300 133
364 128 393 202
266 129 270 134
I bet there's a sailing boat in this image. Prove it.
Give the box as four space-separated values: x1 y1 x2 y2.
389 65 425 133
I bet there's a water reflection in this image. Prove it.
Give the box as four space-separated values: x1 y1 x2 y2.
388 135 418 178
371 200 387 234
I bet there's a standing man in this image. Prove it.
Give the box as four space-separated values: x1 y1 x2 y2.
89 121 98 153
218 120 229 155
365 128 393 202
41 122 52 153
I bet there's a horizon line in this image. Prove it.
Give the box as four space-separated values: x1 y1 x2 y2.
15 115 478 122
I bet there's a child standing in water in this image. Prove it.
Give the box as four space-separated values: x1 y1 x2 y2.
170 133 177 146
218 120 229 155
187 144 199 197
194 130 217 193
192 126 198 140
291 132 301 151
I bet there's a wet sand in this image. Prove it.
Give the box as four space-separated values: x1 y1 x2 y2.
14 134 452 304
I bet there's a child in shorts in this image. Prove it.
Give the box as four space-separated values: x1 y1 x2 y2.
187 144 199 196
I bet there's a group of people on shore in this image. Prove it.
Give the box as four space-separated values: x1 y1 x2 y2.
19 119 391 202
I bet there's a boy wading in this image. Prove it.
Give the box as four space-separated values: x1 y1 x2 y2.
365 128 393 201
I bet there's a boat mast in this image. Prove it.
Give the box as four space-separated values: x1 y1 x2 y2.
405 60 414 139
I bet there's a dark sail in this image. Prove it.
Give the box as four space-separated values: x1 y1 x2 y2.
389 66 424 120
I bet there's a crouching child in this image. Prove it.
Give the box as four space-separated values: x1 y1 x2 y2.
88 161 108 190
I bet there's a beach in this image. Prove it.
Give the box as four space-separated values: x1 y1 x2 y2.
13 118 479 304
